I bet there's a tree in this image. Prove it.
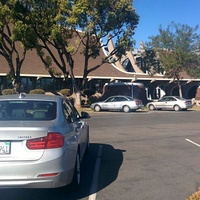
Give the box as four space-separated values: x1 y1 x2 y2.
0 0 36 91
70 0 139 88
140 47 162 76
16 0 139 108
147 22 200 97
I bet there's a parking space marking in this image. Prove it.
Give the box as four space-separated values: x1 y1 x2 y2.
88 145 103 200
185 138 200 147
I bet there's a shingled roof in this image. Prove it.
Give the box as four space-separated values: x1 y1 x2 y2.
0 36 195 82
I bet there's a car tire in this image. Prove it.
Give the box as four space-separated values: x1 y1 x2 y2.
71 151 81 189
148 104 155 111
173 105 181 111
94 105 101 112
123 105 130 113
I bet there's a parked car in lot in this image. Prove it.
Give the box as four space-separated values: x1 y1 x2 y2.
146 96 193 111
0 93 90 188
90 95 143 112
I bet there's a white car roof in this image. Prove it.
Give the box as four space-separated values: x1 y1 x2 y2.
0 94 62 101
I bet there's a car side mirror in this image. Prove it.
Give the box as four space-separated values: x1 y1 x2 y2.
81 111 91 119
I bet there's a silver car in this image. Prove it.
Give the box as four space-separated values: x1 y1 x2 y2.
90 95 143 112
147 96 193 111
0 93 90 188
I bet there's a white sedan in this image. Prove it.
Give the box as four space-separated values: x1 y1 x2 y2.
91 95 143 112
0 93 90 189
146 96 193 111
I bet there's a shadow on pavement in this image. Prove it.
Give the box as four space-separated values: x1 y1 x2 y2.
0 143 125 200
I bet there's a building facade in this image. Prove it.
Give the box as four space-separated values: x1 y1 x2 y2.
0 39 199 101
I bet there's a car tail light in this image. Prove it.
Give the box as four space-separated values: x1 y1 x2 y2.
136 101 141 105
38 173 59 177
184 101 191 105
26 132 64 150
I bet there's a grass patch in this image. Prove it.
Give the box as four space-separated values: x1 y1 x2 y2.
189 105 200 111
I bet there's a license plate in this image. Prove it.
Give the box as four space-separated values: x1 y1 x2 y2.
0 141 11 154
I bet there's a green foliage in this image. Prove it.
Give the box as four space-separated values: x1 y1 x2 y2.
59 89 71 97
0 0 37 87
1 0 139 108
2 89 16 95
12 22 37 49
74 0 139 61
29 89 45 94
74 0 139 88
14 0 139 91
184 52 200 78
141 48 162 76
13 0 76 87
148 22 200 80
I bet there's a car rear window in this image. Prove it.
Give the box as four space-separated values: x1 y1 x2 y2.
0 100 56 121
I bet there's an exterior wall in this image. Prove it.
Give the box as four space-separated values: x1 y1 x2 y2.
132 80 200 100
0 74 199 101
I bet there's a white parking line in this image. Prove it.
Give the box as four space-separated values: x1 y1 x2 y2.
185 138 200 147
88 145 103 200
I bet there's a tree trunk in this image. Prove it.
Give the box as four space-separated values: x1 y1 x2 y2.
70 76 82 109
178 80 183 97
74 91 81 110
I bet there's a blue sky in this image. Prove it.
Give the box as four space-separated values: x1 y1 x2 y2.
133 0 200 49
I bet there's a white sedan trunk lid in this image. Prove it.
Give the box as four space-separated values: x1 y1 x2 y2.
0 121 54 161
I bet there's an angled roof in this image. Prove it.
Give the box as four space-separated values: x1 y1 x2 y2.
0 36 196 82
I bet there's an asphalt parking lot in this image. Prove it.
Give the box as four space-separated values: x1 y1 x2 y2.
87 110 200 200
1 109 200 200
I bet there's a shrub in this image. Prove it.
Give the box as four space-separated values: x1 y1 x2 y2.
186 190 200 200
59 89 71 97
29 89 45 94
2 89 16 95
